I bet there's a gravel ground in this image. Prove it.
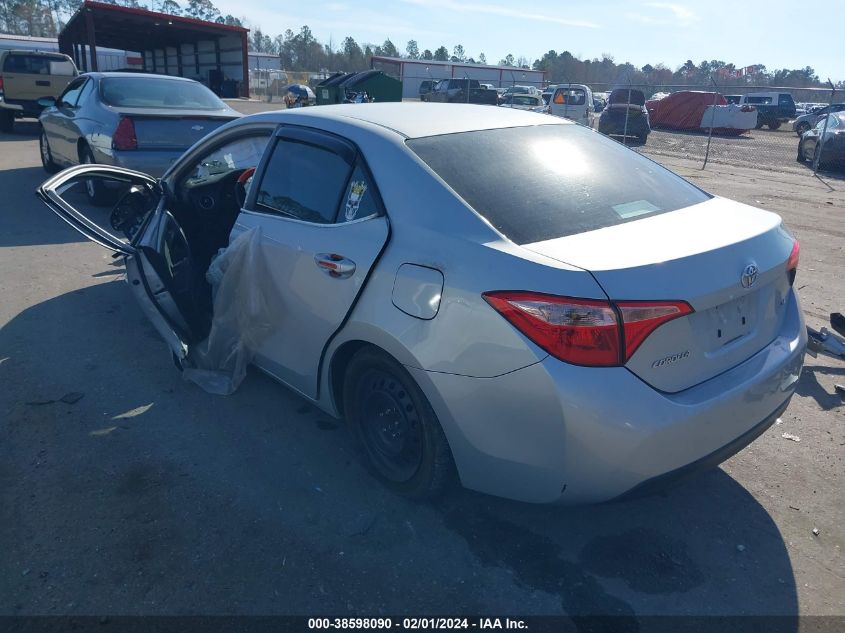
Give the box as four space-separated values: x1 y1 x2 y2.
0 109 843 621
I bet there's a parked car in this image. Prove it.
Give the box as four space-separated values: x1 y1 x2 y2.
37 103 806 505
738 92 796 129
38 72 241 202
499 93 545 112
598 88 650 142
549 83 593 126
418 79 435 101
426 78 498 105
793 103 845 136
797 112 845 167
0 49 78 132
503 85 540 97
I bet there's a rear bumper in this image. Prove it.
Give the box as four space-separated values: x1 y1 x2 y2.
410 290 806 504
0 98 41 117
599 114 650 136
613 397 788 501
95 148 186 178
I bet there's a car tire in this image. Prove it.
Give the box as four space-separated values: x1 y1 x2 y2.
79 145 112 206
0 110 13 133
754 120 764 130
795 122 811 136
342 346 455 498
797 141 805 162
39 128 60 173
767 120 782 130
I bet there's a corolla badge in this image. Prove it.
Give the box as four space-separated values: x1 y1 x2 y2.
191 125 205 131
652 350 690 368
741 263 759 289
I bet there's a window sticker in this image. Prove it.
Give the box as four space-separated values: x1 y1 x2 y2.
612 200 661 219
344 180 367 221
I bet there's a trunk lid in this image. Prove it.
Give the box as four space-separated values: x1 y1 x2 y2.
523 197 796 392
111 108 237 149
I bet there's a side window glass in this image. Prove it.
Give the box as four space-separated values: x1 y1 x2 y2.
256 139 352 224
76 79 94 106
183 133 271 186
59 79 85 107
338 161 382 223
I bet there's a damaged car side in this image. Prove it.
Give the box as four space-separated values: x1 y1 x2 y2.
38 103 806 505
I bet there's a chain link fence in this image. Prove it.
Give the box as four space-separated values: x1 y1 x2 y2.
248 70 318 103
581 83 841 176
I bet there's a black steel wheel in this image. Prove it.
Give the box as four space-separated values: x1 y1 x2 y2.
343 347 455 498
0 110 12 133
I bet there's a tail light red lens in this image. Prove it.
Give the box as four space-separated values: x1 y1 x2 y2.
482 291 693 367
0 76 4 91
112 117 137 150
786 240 799 285
616 301 694 359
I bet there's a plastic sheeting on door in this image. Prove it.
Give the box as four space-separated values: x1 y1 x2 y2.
182 227 283 395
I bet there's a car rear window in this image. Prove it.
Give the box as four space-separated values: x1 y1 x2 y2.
553 88 586 106
101 77 226 110
406 124 710 245
2 54 75 75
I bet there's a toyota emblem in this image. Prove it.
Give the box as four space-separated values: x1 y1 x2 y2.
741 263 759 288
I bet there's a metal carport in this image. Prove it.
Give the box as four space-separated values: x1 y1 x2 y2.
57 1 250 97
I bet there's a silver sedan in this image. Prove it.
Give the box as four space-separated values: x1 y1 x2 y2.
38 72 240 203
37 103 806 504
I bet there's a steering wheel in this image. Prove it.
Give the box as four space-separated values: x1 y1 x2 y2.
236 167 256 209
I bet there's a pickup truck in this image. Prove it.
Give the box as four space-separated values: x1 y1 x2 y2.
426 79 498 105
738 92 797 130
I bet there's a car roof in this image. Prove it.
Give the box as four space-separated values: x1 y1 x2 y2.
82 71 200 83
1 49 70 59
242 103 569 139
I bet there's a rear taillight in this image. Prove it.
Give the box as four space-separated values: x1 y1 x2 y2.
616 301 694 359
112 117 137 150
0 76 4 95
482 291 693 367
786 240 800 285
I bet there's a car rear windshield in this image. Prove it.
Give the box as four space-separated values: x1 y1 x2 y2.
406 124 710 244
2 54 75 76
101 77 226 110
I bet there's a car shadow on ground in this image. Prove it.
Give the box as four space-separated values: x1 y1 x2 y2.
436 464 799 622
0 165 89 247
0 119 41 139
0 281 799 621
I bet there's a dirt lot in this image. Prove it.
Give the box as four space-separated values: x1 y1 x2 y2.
1 105 843 623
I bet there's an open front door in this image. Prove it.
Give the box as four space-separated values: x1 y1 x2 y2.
37 165 198 365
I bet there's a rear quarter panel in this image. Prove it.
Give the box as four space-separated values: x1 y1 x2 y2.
310 116 609 400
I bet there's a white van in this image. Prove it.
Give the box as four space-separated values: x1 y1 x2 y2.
549 83 593 125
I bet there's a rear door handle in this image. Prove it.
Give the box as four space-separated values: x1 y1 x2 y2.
36 80 51 86
315 253 356 278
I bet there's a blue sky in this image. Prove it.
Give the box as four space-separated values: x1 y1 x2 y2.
214 0 842 82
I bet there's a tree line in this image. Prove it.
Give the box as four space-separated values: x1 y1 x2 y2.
1 0 840 89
